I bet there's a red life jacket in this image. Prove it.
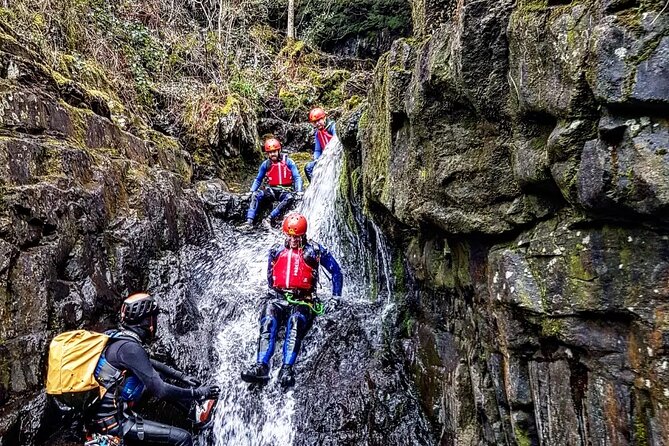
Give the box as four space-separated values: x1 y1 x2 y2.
272 248 315 291
316 127 333 152
266 155 293 187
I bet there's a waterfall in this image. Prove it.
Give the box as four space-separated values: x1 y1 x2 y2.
201 137 394 445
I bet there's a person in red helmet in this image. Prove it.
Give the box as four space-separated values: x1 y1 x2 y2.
244 137 303 228
305 107 337 182
241 213 343 388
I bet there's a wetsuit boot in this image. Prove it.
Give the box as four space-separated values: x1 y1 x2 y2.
240 363 270 383
278 364 295 388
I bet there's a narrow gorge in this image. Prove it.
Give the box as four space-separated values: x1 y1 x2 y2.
0 0 667 445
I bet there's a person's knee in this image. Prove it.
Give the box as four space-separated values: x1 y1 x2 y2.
169 426 193 446
288 312 308 333
251 190 263 203
259 315 277 335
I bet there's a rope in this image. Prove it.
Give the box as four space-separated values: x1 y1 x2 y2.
284 292 324 315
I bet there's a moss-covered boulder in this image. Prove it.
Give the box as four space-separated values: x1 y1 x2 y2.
577 115 669 220
486 214 669 444
0 31 210 444
355 0 669 444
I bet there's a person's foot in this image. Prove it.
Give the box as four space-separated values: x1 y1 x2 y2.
262 216 279 229
261 217 272 229
240 219 254 231
240 363 270 383
278 364 295 388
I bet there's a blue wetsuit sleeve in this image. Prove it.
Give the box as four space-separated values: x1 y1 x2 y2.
328 121 337 137
250 161 267 192
115 341 194 402
319 245 343 296
287 158 303 192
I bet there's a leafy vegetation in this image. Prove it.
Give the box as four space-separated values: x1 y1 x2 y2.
0 0 373 181
298 0 412 56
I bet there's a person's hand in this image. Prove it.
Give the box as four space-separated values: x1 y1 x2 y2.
324 296 339 313
193 384 221 401
182 375 201 387
295 191 304 201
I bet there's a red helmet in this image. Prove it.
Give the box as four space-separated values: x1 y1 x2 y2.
309 107 326 123
263 138 281 152
282 213 308 236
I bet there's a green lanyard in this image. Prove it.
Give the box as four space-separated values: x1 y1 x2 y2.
284 292 324 315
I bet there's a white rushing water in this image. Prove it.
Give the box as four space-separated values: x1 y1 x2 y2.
204 137 386 445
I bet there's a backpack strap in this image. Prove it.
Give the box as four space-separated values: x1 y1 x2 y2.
101 329 143 440
105 329 142 344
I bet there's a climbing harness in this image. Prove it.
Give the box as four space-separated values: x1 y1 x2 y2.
284 292 324 315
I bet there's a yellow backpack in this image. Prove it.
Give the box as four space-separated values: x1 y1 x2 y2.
46 330 113 411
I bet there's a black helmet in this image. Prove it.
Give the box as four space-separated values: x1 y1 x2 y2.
120 293 159 324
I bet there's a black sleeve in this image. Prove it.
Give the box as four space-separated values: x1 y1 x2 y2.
150 359 188 383
115 342 194 402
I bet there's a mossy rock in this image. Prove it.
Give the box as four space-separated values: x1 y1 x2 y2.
278 84 317 116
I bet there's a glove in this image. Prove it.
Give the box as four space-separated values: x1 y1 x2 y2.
193 384 221 401
324 296 339 313
294 191 304 201
182 375 201 387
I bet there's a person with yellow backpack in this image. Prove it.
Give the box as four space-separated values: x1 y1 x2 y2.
47 293 220 446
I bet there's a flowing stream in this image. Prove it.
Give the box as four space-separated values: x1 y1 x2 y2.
195 138 390 446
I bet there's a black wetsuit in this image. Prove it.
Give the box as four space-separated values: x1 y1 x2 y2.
90 337 195 446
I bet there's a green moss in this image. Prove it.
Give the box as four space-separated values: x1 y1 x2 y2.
361 52 396 204
514 427 532 446
517 0 548 13
229 75 260 102
392 252 406 293
183 90 253 150
278 39 307 61
278 87 302 114
402 314 416 336
568 252 597 281
51 70 72 87
541 318 564 337
220 95 239 115
0 7 17 22
289 40 305 57
358 110 369 131
192 148 213 166
634 414 648 444
344 95 363 110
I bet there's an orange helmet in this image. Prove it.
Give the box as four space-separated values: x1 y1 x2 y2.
309 107 326 123
282 213 308 236
263 138 281 152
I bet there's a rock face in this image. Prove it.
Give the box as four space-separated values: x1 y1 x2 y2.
0 32 212 444
356 0 669 444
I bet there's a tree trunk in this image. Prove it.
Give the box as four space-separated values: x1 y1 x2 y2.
287 0 295 39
